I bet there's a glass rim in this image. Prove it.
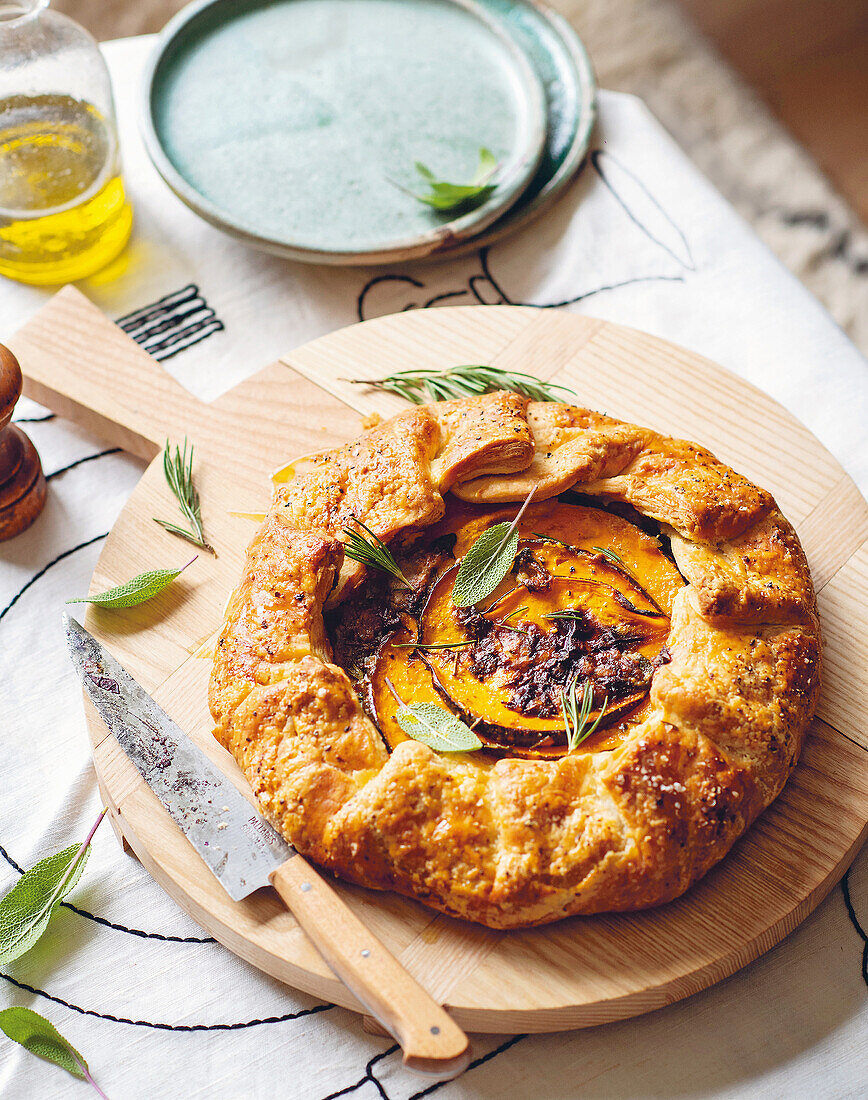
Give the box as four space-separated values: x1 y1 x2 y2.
0 0 50 26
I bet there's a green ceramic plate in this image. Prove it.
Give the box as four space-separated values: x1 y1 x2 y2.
141 0 548 264
458 0 596 252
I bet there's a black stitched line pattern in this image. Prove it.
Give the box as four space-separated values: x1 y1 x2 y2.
320 1046 399 1100
0 531 108 625
0 973 333 1031
841 871 868 988
0 839 214 942
116 284 224 362
407 1035 528 1099
13 412 56 424
45 448 122 482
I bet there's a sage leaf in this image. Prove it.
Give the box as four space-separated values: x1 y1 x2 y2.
65 557 195 608
451 522 518 607
396 703 482 753
0 1008 88 1081
409 147 498 213
452 488 536 607
0 844 90 966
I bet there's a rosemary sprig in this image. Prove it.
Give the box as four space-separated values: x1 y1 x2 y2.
342 517 411 588
545 608 587 621
498 605 528 624
391 639 472 650
345 364 575 405
561 677 609 753
583 547 665 615
153 438 215 555
531 532 571 547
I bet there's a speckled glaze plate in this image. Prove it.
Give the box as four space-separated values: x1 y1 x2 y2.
141 0 547 265
453 0 596 253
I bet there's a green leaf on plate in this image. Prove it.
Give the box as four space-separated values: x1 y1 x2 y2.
0 1007 88 1080
395 703 482 753
409 147 499 213
0 844 90 966
65 558 195 608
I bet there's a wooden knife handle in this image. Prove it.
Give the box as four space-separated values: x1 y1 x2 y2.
269 856 471 1079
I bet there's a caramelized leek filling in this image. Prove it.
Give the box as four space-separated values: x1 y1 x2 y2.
328 501 685 759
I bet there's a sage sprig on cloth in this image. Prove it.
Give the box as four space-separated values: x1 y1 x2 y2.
0 813 109 1093
0 809 106 965
0 1008 108 1096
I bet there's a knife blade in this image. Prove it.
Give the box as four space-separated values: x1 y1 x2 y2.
64 614 471 1079
65 612 293 900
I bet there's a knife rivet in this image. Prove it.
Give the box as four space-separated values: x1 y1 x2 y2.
430 1026 440 1035
301 882 312 892
361 948 370 957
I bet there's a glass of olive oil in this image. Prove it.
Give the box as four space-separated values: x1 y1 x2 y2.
0 1 132 285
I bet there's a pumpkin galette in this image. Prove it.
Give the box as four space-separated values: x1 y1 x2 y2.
209 392 820 928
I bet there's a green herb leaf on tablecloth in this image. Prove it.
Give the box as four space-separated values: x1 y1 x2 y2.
0 1008 88 1080
0 809 105 966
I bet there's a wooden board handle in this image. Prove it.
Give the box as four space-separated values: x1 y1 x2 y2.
5 286 206 462
270 857 472 1079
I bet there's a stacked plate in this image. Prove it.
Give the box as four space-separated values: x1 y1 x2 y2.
141 0 596 265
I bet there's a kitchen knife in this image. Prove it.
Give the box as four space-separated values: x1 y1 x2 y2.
64 614 471 1079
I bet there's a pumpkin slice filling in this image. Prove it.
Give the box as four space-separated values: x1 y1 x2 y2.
327 501 684 758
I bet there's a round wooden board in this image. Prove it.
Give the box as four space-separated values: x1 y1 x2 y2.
13 291 868 1033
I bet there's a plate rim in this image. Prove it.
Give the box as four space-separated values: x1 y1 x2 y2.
139 0 549 265
453 0 597 255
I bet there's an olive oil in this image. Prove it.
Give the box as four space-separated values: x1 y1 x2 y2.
0 93 132 284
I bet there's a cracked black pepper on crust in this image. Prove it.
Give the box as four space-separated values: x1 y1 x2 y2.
209 392 820 928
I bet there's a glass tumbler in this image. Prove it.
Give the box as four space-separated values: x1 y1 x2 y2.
0 0 133 284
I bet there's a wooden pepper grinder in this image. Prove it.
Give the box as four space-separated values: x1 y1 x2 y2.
0 343 47 540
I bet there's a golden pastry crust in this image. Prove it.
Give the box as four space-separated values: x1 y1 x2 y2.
210 393 820 928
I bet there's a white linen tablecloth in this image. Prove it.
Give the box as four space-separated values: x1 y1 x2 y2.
1 35 866 1100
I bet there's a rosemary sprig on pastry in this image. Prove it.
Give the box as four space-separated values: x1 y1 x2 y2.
342 518 411 587
345 364 575 405
153 438 216 555
561 677 609 753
